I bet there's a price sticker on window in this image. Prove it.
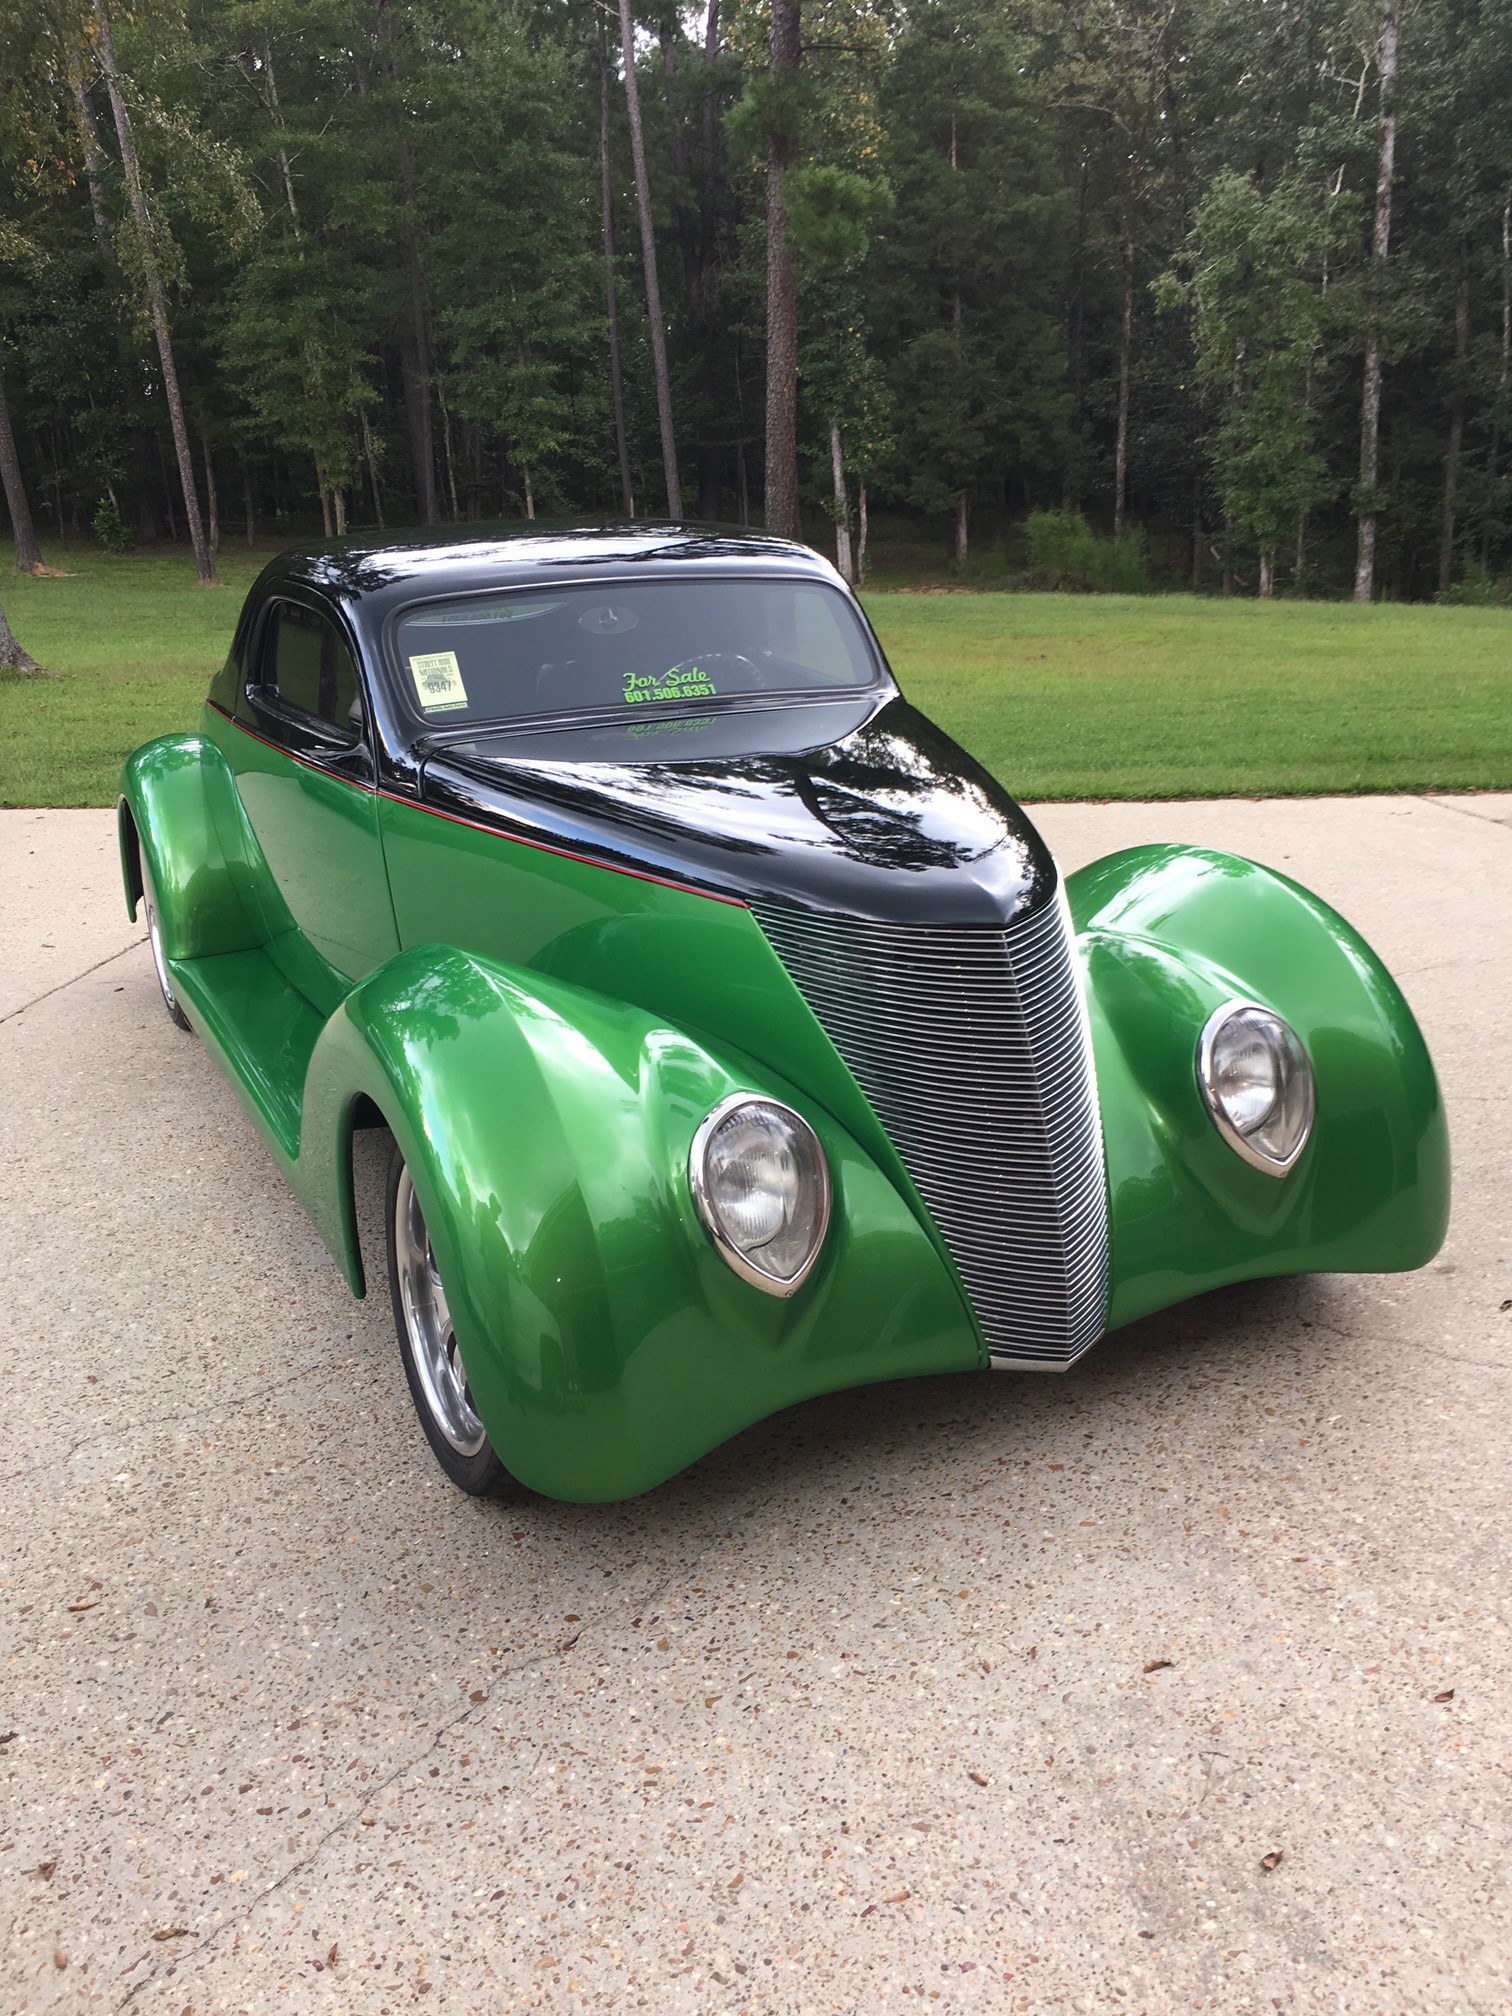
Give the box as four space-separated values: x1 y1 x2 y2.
408 650 469 713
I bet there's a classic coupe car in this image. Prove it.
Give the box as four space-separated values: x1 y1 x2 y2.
120 525 1449 1501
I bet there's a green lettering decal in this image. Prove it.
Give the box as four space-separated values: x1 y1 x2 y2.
622 664 719 706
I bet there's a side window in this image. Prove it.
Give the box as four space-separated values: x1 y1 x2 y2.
262 602 360 733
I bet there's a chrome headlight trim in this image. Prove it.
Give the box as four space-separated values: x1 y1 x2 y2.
1196 999 1315 1176
688 1093 831 1298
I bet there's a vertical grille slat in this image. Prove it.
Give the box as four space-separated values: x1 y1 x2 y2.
751 893 1109 1369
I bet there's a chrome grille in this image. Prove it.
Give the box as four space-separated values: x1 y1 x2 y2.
751 892 1109 1368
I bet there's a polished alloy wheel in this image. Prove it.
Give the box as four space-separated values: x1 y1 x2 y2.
392 1166 486 1456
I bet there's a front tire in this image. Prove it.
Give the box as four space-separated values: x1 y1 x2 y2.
384 1141 520 1498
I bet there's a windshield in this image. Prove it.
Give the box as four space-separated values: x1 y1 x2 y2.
391 578 880 729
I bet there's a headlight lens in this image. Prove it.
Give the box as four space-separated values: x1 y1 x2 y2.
689 1096 830 1296
1198 1002 1315 1174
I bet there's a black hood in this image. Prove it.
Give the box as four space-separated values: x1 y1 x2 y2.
419 696 1056 925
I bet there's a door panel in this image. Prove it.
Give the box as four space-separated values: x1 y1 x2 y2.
223 598 400 1015
232 740 398 1010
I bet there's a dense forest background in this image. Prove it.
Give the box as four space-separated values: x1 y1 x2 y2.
2 0 1511 602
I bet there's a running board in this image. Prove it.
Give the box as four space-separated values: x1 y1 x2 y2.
166 943 324 1171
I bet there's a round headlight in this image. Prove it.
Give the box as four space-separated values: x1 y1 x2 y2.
689 1095 830 1296
1197 1001 1315 1174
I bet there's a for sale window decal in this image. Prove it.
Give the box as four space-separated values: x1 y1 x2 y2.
623 664 719 705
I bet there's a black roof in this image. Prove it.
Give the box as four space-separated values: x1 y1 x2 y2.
262 521 840 628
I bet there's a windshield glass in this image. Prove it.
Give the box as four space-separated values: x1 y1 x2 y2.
391 578 879 728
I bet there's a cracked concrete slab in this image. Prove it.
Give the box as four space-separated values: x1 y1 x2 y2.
1424 791 1512 829
0 797 1507 2016
0 810 142 1023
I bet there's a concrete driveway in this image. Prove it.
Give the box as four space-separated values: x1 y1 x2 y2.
1 795 1508 2016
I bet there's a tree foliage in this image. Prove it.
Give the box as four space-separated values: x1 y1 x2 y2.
0 0 1508 595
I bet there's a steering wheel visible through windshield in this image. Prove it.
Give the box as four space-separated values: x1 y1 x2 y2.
390 578 881 730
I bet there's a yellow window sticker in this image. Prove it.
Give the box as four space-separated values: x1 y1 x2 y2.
409 650 469 713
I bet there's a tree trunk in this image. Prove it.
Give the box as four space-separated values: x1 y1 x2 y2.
202 436 219 554
48 437 65 542
92 0 217 586
0 596 39 673
374 1 439 526
618 0 682 518
701 0 721 262
1438 270 1471 593
67 56 111 238
658 10 697 296
763 0 800 540
398 165 438 524
523 467 536 521
1483 196 1511 566
698 446 721 521
69 53 160 557
1354 8 1398 604
242 459 256 547
0 373 43 573
1221 337 1246 594
1258 550 1273 598
1113 235 1134 539
696 0 723 522
261 44 302 229
599 27 635 518
829 421 853 582
361 410 385 528
1065 155 1091 510
857 481 869 586
333 486 347 536
735 440 749 526
953 495 969 565
438 377 461 521
1190 481 1203 590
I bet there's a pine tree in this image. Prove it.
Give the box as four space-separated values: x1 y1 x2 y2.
0 365 42 571
1162 168 1352 594
876 0 1070 561
1354 7 1398 601
91 0 218 583
619 0 682 516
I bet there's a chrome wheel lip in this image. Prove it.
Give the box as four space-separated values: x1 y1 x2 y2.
145 898 180 1017
393 1165 487 1456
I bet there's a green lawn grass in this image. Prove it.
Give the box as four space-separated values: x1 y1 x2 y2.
1 548 268 808
865 590 1512 799
2 546 1509 804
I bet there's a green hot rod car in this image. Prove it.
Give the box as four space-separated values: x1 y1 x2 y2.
120 525 1449 1502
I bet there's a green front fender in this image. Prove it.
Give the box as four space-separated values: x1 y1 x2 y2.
1069 845 1450 1330
117 733 272 959
301 945 981 1502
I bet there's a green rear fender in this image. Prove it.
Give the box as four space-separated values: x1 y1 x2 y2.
1069 845 1450 1330
301 945 980 1502
117 733 269 959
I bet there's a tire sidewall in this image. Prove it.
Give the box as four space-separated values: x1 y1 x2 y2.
140 855 191 1031
383 1139 518 1499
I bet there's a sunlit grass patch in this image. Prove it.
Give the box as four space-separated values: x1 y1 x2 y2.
1 549 1507 804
